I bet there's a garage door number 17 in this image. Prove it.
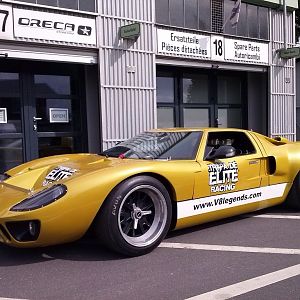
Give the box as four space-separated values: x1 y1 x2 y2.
0 10 9 32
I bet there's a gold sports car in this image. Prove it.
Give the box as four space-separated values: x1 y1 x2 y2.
0 128 299 256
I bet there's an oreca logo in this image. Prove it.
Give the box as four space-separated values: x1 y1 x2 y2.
18 18 75 31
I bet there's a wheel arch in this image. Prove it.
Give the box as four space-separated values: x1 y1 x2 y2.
285 170 300 209
91 172 178 232
136 172 178 230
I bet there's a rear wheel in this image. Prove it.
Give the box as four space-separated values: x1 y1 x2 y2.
95 176 172 256
285 172 300 209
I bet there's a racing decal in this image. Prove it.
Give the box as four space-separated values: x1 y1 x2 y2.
177 183 287 219
43 166 77 186
208 161 238 193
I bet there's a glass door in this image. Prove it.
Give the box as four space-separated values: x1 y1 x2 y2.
182 73 212 127
0 72 24 173
215 74 244 128
0 61 87 173
32 74 85 158
157 68 247 130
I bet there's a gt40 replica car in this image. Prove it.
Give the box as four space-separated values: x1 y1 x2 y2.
0 128 299 256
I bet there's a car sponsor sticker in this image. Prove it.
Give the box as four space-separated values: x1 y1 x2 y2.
43 166 77 186
177 183 287 219
208 161 238 193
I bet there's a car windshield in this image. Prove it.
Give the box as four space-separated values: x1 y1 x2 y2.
101 131 202 160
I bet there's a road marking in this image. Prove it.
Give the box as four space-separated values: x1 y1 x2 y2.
247 214 300 220
0 298 28 300
185 263 300 300
159 242 300 255
41 253 54 259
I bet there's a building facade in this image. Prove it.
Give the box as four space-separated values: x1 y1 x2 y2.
0 0 298 173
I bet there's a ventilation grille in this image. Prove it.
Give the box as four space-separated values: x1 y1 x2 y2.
211 0 224 33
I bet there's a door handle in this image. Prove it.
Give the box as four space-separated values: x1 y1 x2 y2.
33 116 42 122
215 118 222 127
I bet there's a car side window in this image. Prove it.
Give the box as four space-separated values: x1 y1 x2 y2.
204 131 256 158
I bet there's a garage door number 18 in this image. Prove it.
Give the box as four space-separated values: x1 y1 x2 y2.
211 36 225 61
213 39 223 56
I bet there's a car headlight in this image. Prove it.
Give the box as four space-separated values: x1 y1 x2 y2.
10 184 67 212
0 173 10 182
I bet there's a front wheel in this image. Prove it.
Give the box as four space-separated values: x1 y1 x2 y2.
95 176 172 256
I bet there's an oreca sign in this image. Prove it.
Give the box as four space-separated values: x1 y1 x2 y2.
18 18 76 31
13 8 96 45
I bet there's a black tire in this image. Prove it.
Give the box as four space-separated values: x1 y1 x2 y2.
285 172 300 210
94 176 172 256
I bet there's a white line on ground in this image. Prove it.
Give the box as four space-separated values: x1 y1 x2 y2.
41 253 54 259
0 298 27 300
159 242 300 255
247 214 300 220
185 263 300 300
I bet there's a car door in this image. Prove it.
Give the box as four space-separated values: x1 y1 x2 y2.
176 130 266 225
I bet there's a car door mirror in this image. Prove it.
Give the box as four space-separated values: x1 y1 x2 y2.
205 145 236 161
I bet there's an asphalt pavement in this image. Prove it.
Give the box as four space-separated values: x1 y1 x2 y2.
1 206 300 300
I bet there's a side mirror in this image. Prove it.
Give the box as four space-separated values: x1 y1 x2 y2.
205 145 236 161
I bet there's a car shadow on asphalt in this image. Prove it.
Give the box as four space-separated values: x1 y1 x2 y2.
0 205 298 266
0 238 125 266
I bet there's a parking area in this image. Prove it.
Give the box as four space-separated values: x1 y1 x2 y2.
1 206 300 300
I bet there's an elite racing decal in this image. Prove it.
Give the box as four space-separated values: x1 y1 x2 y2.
208 161 238 193
177 183 287 219
43 166 77 186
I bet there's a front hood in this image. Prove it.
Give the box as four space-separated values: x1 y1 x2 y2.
4 153 127 191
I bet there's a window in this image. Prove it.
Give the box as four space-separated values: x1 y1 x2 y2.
156 0 268 40
79 0 95 12
13 0 97 12
157 75 174 103
205 131 256 159
183 108 209 127
60 0 78 10
157 107 174 128
103 131 203 160
155 0 169 24
156 72 175 128
156 0 211 31
223 0 269 40
198 0 211 30
185 0 198 29
258 6 269 39
248 5 258 38
170 0 184 27
156 68 245 129
217 76 241 104
183 74 209 104
38 0 57 6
